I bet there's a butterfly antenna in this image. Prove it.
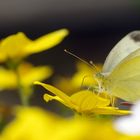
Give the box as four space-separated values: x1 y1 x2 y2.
64 49 98 72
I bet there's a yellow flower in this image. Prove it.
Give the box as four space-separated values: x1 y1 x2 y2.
0 107 136 140
34 81 130 115
18 63 53 88
0 29 68 62
1 107 60 140
54 62 102 94
0 63 53 90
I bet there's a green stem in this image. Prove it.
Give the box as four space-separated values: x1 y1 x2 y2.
18 85 29 106
16 72 31 106
6 60 31 106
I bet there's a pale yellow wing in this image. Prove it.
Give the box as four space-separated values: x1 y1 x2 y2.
104 55 140 102
103 31 140 73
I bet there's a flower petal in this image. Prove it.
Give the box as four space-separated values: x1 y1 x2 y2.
70 90 110 112
90 107 131 115
0 67 17 89
43 94 71 108
34 82 76 109
19 64 53 87
0 32 31 60
24 29 69 54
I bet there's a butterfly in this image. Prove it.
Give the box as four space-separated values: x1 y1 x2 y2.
98 31 140 103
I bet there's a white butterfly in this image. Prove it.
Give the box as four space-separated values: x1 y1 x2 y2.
98 31 140 102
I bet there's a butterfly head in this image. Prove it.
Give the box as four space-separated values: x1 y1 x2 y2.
94 71 111 93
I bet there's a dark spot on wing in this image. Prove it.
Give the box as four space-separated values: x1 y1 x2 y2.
130 32 140 42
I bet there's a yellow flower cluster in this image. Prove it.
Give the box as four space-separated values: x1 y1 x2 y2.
0 107 138 140
0 29 68 105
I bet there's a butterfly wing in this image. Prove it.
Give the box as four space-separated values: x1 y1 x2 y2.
104 52 140 102
103 31 140 73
